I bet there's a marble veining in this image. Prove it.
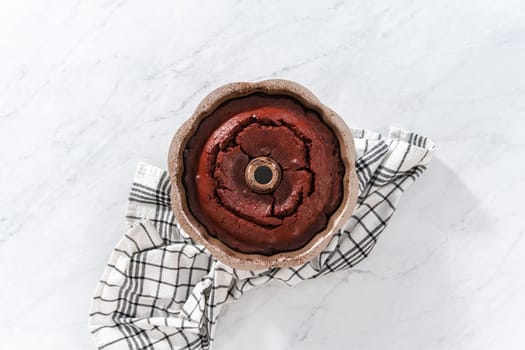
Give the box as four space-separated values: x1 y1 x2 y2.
1 0 525 349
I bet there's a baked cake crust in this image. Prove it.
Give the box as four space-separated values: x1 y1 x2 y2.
183 94 344 255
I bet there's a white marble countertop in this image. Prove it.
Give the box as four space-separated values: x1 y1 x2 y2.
1 1 524 349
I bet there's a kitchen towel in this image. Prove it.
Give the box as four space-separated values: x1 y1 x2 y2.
89 127 435 350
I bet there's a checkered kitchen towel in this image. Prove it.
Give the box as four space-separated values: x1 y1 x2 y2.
89 127 435 350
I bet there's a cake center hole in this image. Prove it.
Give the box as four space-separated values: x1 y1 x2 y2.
254 165 273 185
245 156 281 193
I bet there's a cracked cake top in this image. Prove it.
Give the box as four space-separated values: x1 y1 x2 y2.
182 93 344 255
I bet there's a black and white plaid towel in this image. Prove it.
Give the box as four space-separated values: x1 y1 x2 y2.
89 127 435 350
